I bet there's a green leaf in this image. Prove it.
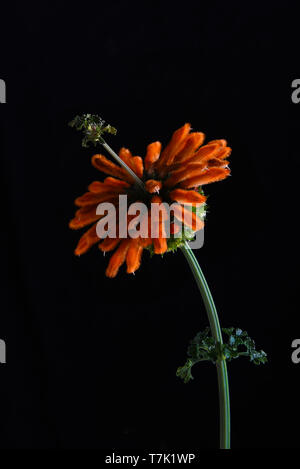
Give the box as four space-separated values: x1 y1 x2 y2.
69 114 117 147
176 359 195 384
177 327 267 383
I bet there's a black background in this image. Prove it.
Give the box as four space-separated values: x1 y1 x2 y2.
0 0 298 450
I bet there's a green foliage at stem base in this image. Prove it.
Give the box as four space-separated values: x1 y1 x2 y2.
177 327 267 383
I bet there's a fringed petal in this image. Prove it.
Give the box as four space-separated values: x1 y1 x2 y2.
99 237 120 252
173 132 205 164
74 224 99 255
153 221 168 254
206 158 230 168
103 177 130 188
119 147 136 172
69 204 102 229
172 204 204 231
180 168 230 188
92 154 133 183
150 196 168 254
208 139 227 147
216 147 232 160
140 237 152 247
89 178 130 193
126 239 143 274
151 195 169 223
145 141 161 172
185 143 221 164
133 156 144 178
105 239 131 278
164 163 206 188
169 188 206 205
156 123 191 170
75 191 120 207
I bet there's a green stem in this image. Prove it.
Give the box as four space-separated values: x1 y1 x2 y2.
180 242 231 449
100 137 230 447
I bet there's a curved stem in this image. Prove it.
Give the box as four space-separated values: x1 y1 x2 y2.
180 242 231 449
100 138 230 447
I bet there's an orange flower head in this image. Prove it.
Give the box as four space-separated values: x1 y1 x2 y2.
69 122 231 278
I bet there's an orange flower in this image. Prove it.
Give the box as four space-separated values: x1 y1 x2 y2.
69 124 231 277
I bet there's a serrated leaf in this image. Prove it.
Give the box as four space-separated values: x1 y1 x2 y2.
177 327 268 383
69 114 117 147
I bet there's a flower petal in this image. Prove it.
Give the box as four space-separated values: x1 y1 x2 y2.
157 123 191 169
88 179 130 193
119 147 136 172
169 188 206 205
105 239 131 278
216 147 232 160
172 204 204 231
133 156 144 178
153 237 168 254
75 192 119 207
150 197 168 254
151 195 169 222
69 204 102 229
185 143 221 164
180 168 230 188
103 177 130 189
92 154 133 183
208 139 227 147
206 158 230 168
145 141 161 172
99 237 120 252
164 163 206 188
153 221 168 254
173 132 205 164
140 237 152 247
126 239 143 274
74 224 99 255
185 141 231 166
